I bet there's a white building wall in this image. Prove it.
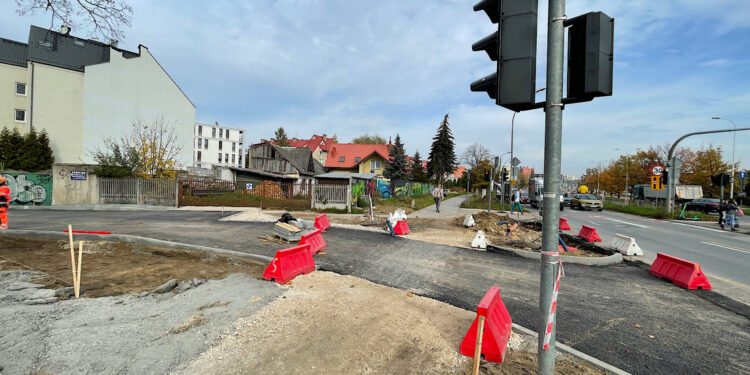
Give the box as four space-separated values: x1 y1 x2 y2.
0 63 30 133
83 46 195 166
193 123 245 169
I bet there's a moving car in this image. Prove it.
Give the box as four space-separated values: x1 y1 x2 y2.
685 198 721 213
571 194 603 211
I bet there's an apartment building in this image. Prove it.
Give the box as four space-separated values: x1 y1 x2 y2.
193 122 245 169
0 25 195 165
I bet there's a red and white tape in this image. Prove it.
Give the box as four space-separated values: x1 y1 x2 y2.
542 252 564 350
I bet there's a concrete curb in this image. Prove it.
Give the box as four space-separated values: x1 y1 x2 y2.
511 323 631 375
487 244 623 266
9 204 179 211
0 229 273 263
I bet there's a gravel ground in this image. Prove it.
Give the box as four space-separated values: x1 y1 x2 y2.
0 271 281 375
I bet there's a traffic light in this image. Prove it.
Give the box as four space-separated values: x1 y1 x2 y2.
711 173 731 186
566 12 614 99
471 0 539 111
502 169 509 182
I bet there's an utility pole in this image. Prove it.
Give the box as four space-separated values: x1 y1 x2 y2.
488 165 494 213
538 0 565 373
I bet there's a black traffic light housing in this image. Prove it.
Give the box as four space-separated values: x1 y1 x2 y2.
566 12 614 100
711 173 731 186
471 0 539 111
502 169 509 182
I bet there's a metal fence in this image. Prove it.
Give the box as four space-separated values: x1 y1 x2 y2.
99 178 177 206
313 184 348 205
179 179 313 210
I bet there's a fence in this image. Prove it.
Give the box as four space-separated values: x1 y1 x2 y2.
312 184 349 210
179 179 313 210
98 178 177 206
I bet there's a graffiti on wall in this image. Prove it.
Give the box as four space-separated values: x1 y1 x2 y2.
351 181 366 203
394 183 431 198
1 173 53 206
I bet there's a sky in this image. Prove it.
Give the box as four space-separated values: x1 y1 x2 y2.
3 0 750 176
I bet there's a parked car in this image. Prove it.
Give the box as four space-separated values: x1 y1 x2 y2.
563 194 573 207
685 198 721 213
520 192 529 203
571 194 603 211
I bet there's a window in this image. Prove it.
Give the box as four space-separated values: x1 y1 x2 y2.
232 142 236 152
232 154 235 164
14 109 26 122
16 83 26 96
205 139 208 148
219 129 223 138
226 129 230 139
219 141 223 150
212 127 216 137
197 151 202 162
355 157 361 162
372 160 381 169
196 163 201 168
218 153 222 162
339 156 345 162
225 154 229 163
198 125 203 136
198 138 202 148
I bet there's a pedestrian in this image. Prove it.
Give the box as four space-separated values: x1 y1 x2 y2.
0 176 9 230
511 189 523 214
725 199 739 232
432 184 444 213
718 199 727 230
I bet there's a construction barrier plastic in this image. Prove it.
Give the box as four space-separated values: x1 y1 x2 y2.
459 286 513 363
393 220 410 235
611 233 643 256
262 244 315 284
578 225 602 242
298 229 327 255
559 217 571 231
649 253 712 290
314 213 331 232
471 230 488 249
63 230 111 235
558 244 578 252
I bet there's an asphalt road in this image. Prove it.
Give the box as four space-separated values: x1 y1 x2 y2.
546 205 750 289
6 210 750 374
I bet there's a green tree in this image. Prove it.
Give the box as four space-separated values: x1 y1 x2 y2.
274 127 290 146
383 134 408 185
0 127 53 172
427 114 456 184
409 151 428 183
36 130 55 171
352 133 387 144
0 128 23 170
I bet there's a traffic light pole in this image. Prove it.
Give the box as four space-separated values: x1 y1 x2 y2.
538 0 565 373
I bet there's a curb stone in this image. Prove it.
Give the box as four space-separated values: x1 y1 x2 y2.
488 244 623 266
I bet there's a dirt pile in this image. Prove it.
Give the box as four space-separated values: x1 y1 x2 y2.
459 212 541 249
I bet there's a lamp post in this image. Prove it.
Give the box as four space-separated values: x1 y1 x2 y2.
712 117 737 199
615 148 630 198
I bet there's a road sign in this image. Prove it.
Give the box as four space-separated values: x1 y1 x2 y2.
651 176 664 190
511 157 521 167
651 165 664 176
245 183 253 190
739 171 747 179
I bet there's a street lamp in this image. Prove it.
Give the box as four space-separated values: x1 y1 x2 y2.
615 148 630 198
712 117 737 199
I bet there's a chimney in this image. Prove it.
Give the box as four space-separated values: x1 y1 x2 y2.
388 136 392 146
322 134 327 138
109 39 118 47
215 121 219 125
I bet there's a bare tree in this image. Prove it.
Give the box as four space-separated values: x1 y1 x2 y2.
15 0 133 41
91 116 182 179
460 143 491 169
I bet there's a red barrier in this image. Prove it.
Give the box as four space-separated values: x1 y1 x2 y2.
262 244 315 284
577 225 602 242
393 220 410 235
298 229 326 255
649 253 712 290
459 286 513 363
559 217 571 231
314 213 331 232
63 230 111 235
558 245 578 252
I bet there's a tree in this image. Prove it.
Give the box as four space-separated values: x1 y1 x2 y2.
90 116 181 178
0 127 53 172
681 144 731 197
427 114 456 184
461 143 491 169
383 134 408 186
352 133 387 144
409 151 428 183
274 127 290 146
15 0 133 42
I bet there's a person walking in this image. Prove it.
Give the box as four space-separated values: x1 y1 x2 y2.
725 199 739 232
511 189 523 214
718 199 727 230
0 176 10 230
432 184 444 213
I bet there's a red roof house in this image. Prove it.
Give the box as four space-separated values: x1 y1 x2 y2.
325 143 390 175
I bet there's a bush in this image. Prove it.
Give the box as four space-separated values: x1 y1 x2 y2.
357 195 371 208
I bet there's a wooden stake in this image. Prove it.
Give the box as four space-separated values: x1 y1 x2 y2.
472 316 486 375
75 241 83 298
68 224 78 294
